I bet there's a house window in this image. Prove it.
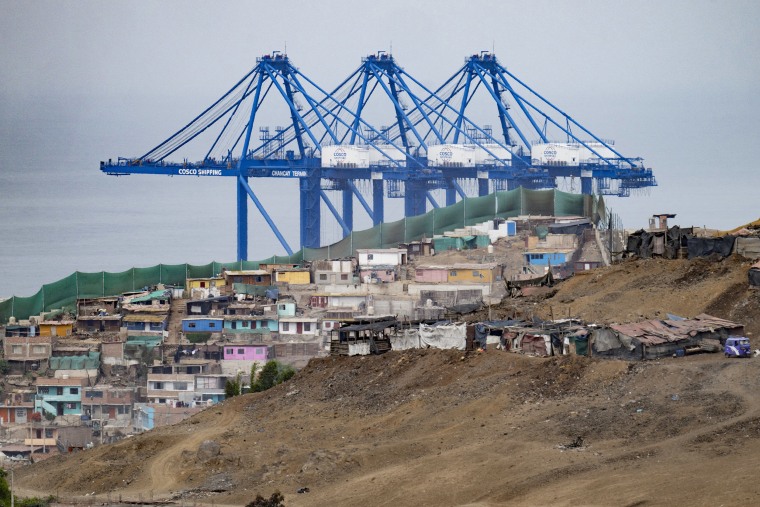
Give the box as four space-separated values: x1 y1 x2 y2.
340 274 349 281
367 254 374 260
174 382 188 391
33 345 47 354
45 428 54 438
38 387 49 395
450 270 457 276
88 391 103 398
242 321 249 328
149 322 163 331
255 276 263 283
153 382 164 390
209 322 216 328
226 348 234 355
304 323 311 332
200 281 206 288
279 304 286 311
282 323 290 332
11 345 22 355
231 321 237 330
319 274 327 281
237 348 244 354
16 408 26 419
70 388 78 395
189 322 197 328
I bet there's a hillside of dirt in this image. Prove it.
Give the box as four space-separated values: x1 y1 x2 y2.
14 255 760 506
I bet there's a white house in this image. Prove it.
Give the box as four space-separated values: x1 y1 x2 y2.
279 317 319 336
356 248 407 267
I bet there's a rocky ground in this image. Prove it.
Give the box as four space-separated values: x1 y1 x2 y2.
13 254 760 506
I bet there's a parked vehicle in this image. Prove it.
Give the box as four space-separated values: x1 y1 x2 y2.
724 336 751 358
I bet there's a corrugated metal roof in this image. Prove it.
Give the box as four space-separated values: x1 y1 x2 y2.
35 377 85 386
416 263 498 270
122 313 167 323
224 270 269 276
127 290 170 304
611 314 743 346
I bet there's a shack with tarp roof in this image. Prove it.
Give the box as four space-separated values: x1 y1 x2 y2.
330 317 397 356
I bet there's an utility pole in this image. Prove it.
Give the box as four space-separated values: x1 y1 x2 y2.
608 209 614 264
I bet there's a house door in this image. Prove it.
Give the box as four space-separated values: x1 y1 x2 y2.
57 403 64 416
296 322 303 334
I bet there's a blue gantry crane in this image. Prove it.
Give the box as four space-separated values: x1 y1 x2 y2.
100 51 656 260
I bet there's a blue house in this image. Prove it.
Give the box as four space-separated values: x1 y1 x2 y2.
524 251 569 266
276 301 296 317
123 313 168 333
223 316 278 334
34 377 83 418
182 317 223 333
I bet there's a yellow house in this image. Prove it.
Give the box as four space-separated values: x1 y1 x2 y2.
274 268 311 285
185 277 224 290
38 320 74 337
447 263 500 284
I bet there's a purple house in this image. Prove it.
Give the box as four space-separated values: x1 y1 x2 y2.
222 345 270 361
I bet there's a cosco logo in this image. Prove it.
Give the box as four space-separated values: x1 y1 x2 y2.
178 168 197 175
334 148 347 159
440 147 453 159
543 147 557 160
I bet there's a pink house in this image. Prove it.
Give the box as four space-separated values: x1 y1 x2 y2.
414 266 449 283
222 345 270 361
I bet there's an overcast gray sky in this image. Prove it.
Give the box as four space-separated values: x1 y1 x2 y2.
1 0 759 294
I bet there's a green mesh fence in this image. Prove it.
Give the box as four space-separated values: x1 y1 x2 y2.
0 187 601 323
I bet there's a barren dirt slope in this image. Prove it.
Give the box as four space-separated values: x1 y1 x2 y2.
13 256 760 507
531 255 760 336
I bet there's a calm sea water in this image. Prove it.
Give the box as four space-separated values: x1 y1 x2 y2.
0 95 388 297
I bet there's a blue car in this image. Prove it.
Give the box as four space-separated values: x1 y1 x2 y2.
724 336 751 358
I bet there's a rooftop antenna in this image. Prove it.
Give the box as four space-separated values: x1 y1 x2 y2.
284 41 287 54
390 40 392 55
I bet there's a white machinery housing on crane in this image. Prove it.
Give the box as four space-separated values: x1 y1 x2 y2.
428 144 512 167
531 142 618 166
321 145 370 168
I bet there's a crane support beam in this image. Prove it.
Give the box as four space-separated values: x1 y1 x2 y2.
320 189 351 238
347 180 375 222
300 174 321 249
405 180 427 217
451 179 468 200
237 175 249 261
342 187 353 232
372 179 384 226
238 175 293 256
478 177 490 197
446 186 457 206
426 191 440 209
